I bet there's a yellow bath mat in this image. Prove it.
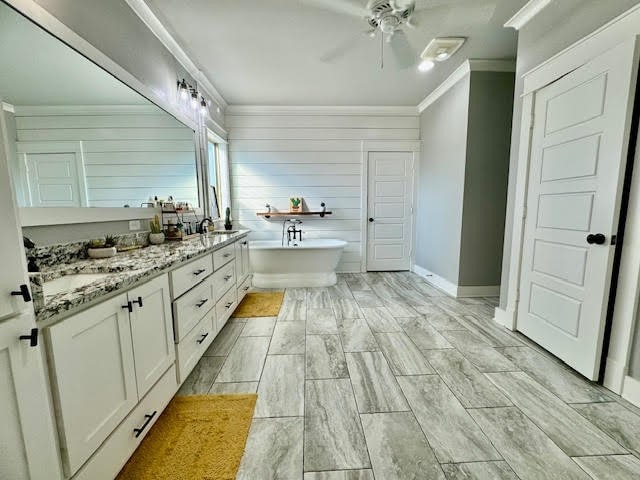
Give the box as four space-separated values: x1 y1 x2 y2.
232 291 284 318
117 394 257 480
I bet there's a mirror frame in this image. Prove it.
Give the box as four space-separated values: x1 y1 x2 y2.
4 0 210 226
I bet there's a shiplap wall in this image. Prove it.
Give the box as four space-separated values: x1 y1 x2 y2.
14 105 197 207
226 107 419 272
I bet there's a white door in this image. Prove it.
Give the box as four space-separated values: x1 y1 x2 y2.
0 314 62 480
17 141 88 207
518 40 639 380
47 294 138 476
366 151 414 271
128 274 174 398
0 105 32 320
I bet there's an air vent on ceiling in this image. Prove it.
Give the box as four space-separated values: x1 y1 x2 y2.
420 37 466 62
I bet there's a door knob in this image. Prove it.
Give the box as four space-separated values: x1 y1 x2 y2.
586 233 606 245
369 218 374 223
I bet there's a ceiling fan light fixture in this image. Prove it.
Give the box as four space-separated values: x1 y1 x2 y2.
418 59 435 72
421 37 466 64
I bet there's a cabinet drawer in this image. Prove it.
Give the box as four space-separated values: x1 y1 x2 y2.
237 275 252 304
216 287 238 329
73 365 177 480
213 243 235 270
172 277 214 342
176 311 215 383
213 260 236 301
170 254 213 299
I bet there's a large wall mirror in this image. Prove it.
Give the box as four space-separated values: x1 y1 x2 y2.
0 1 202 222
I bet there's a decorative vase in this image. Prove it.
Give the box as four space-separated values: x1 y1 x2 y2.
224 206 233 230
87 246 117 259
149 232 165 245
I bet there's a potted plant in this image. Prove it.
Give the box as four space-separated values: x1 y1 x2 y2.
87 235 117 259
149 215 165 244
224 207 233 231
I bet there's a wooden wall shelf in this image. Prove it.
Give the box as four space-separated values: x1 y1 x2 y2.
256 211 332 219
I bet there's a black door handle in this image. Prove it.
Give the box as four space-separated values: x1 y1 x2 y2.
196 332 209 344
369 218 374 223
132 296 143 308
587 233 606 245
133 411 157 438
19 328 38 347
11 284 32 303
122 301 133 313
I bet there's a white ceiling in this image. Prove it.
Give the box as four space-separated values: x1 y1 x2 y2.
0 2 148 106
145 0 528 106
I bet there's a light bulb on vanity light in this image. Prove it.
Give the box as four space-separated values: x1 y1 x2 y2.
418 59 435 72
190 90 199 109
178 79 189 100
200 97 208 116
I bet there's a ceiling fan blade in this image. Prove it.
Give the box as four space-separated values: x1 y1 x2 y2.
320 33 366 63
300 0 369 17
389 30 416 69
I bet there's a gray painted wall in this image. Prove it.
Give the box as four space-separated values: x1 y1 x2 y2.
499 0 640 308
415 76 470 285
459 71 514 286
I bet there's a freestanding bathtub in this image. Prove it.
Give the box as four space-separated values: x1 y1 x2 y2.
250 239 347 288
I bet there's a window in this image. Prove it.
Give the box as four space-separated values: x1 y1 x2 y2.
207 134 222 218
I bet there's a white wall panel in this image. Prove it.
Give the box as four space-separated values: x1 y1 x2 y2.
228 109 419 272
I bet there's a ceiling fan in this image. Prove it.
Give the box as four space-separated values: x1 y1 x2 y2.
303 0 493 69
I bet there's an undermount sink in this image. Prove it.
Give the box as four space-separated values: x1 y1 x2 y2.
210 230 238 234
42 273 113 298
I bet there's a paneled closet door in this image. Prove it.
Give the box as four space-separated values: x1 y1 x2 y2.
47 293 138 476
128 274 175 397
0 314 62 480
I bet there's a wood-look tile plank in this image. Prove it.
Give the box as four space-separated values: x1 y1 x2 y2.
337 317 379 352
383 297 421 317
240 316 276 337
397 375 500 463
255 354 305 418
215 336 270 383
469 407 590 479
425 349 511 408
306 308 339 334
208 381 258 394
237 417 303 479
441 330 517 372
573 455 640 480
176 356 224 395
457 315 523 347
307 288 332 308
304 470 374 480
203 322 243 356
500 346 614 403
306 334 349 379
441 461 518 480
361 412 445 479
423 313 467 331
327 282 354 300
278 299 307 321
269 321 306 354
486 372 625 456
346 351 409 413
352 290 385 308
332 298 363 319
304 379 371 471
396 317 452 349
374 332 434 375
361 307 403 333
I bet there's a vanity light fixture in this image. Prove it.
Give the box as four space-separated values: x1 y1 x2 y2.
178 78 189 100
200 97 208 116
190 90 199 109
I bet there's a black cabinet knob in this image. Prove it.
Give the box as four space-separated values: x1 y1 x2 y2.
19 328 38 347
369 218 374 223
586 233 606 245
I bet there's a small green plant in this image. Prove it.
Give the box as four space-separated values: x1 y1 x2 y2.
224 207 232 230
291 198 301 208
87 235 117 249
104 235 117 248
150 214 162 234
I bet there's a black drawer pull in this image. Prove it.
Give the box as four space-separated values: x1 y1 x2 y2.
11 284 32 303
242 241 248 245
223 253 232 258
225 302 233 309
196 332 209 344
224 274 233 281
133 410 157 438
132 296 143 308
196 298 209 308
243 286 250 291
193 269 206 276
122 301 133 313
19 328 38 347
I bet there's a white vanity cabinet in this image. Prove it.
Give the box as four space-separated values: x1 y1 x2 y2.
46 274 174 476
236 238 251 303
0 314 62 480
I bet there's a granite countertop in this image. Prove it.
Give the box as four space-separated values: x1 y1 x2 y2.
30 230 250 324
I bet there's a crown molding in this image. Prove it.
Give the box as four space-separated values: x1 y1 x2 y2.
504 0 553 30
124 0 227 110
225 105 419 116
1 102 15 113
417 59 515 113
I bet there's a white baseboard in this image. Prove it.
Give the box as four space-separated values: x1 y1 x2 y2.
603 357 626 394
412 264 500 298
493 306 516 331
622 375 640 407
412 265 458 297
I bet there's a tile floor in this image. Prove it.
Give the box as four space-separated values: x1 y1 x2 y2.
177 271 640 479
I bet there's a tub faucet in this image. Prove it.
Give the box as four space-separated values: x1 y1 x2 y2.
287 219 303 246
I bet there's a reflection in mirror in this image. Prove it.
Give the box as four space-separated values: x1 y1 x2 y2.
0 2 199 209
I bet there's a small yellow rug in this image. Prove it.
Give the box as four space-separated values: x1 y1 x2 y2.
117 394 257 480
232 291 284 318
